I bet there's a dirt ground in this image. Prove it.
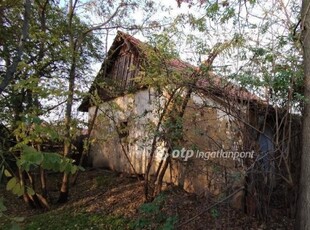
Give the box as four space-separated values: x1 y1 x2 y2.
1 169 294 229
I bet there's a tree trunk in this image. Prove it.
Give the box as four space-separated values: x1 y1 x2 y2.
0 0 31 94
58 61 75 203
58 0 77 203
154 156 170 196
296 0 310 229
40 167 48 199
19 169 34 208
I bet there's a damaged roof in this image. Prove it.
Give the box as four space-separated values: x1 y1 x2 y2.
78 31 265 112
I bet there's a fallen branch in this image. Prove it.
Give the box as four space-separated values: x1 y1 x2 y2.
177 186 245 228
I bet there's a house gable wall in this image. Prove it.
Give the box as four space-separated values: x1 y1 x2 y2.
88 89 246 197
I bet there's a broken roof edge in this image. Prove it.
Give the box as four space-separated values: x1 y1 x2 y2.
78 31 139 112
78 31 266 112
78 31 196 111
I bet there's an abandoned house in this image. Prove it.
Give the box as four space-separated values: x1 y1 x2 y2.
78 31 298 210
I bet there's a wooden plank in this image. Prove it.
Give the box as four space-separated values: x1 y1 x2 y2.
125 54 133 88
132 56 141 88
129 54 139 88
110 59 117 80
122 54 130 89
120 55 126 89
114 58 119 79
115 57 122 84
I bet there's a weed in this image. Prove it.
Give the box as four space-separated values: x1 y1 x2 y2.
130 193 178 230
13 209 129 230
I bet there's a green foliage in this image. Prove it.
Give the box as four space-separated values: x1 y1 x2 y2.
160 216 179 230
206 2 220 19
163 116 184 143
0 0 104 127
21 209 128 230
130 193 178 230
15 145 82 174
4 144 82 198
0 197 7 217
149 33 180 58
210 207 220 219
6 177 23 197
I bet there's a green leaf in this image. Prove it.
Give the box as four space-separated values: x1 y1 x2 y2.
6 177 17 191
12 183 23 196
32 116 41 124
71 166 77 174
4 169 12 177
0 197 7 212
16 186 24 197
78 166 85 172
16 159 23 168
22 146 44 165
26 186 35 196
59 161 66 172
65 163 73 174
